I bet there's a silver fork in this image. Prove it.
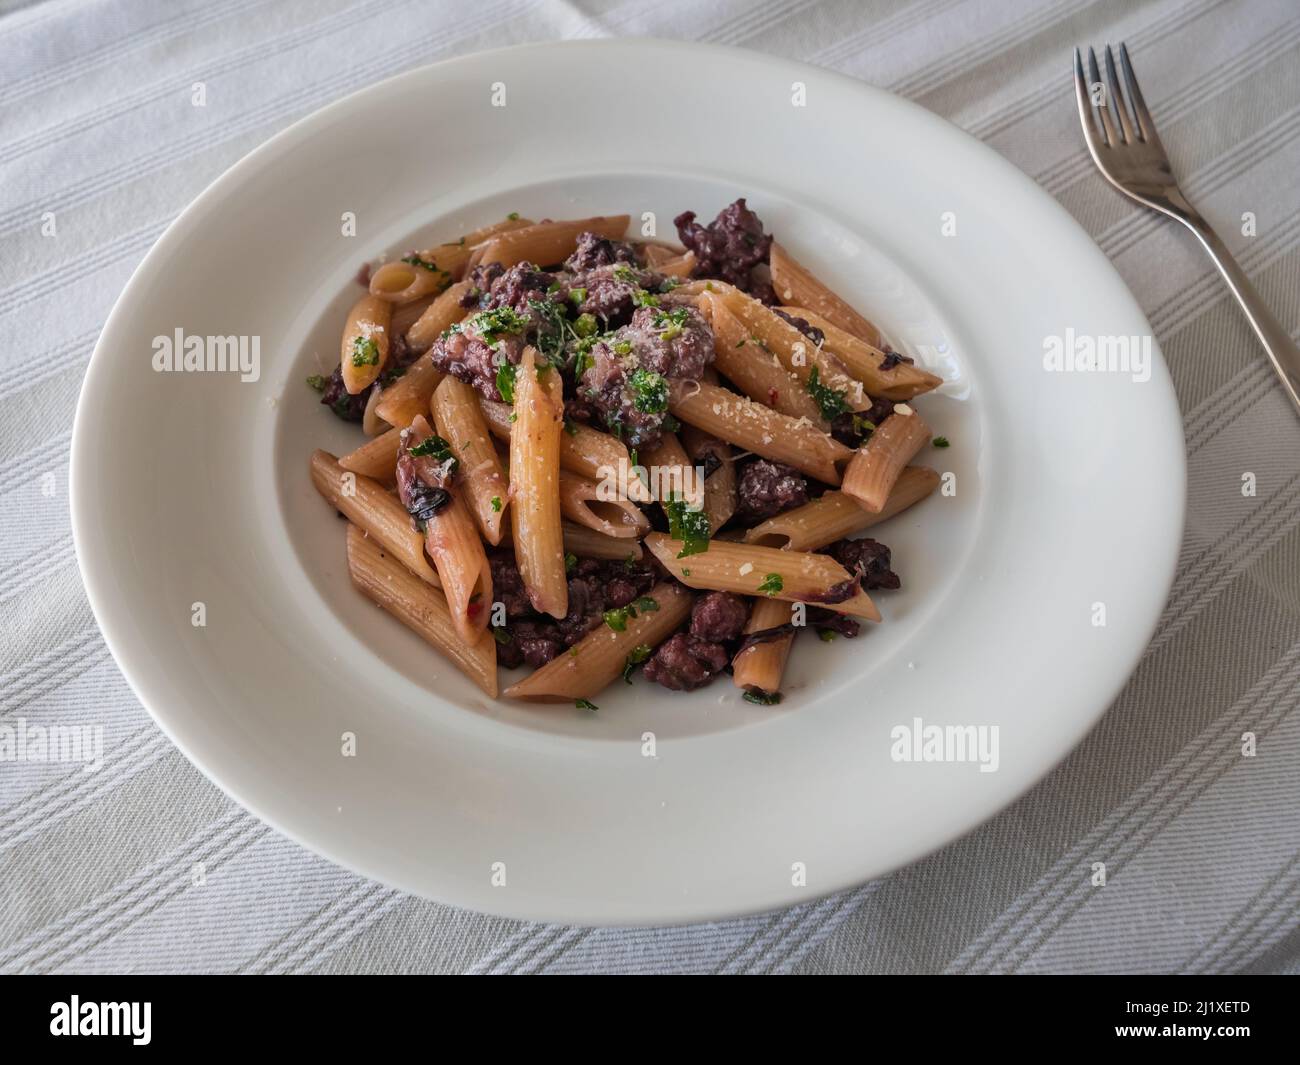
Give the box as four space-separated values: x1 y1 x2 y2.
1074 43 1300 415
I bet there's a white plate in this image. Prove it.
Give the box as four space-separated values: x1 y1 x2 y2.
71 39 1185 925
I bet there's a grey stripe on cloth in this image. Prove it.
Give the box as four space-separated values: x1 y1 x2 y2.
1 0 1296 974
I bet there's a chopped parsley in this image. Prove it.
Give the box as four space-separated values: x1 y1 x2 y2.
651 306 691 342
563 418 579 436
401 254 442 273
629 368 668 414
611 340 633 356
818 629 837 642
506 211 520 220
851 414 877 438
633 596 659 613
491 496 502 512
631 288 660 308
612 265 639 284
495 362 517 403
665 496 710 558
622 643 653 683
491 626 512 645
470 305 529 348
564 553 577 573
568 287 588 306
350 336 380 367
603 606 633 632
743 690 783 706
575 698 598 711
932 436 950 448
757 573 784 596
306 374 327 391
573 313 598 338
805 365 850 421
407 433 458 474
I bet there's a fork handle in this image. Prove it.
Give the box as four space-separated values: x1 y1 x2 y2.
1179 214 1300 415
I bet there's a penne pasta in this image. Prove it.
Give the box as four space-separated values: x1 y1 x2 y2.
711 283 870 412
656 250 697 277
780 306 943 400
340 294 393 395
509 347 568 618
405 279 473 353
373 353 445 429
562 521 645 561
390 293 436 341
479 398 649 499
310 449 439 587
476 215 631 269
431 376 509 545
340 426 401 488
361 383 387 437
643 533 880 621
669 380 852 485
558 470 650 539
368 216 535 304
841 409 932 514
636 431 700 508
400 416 493 644
745 466 941 550
505 582 692 701
639 242 681 267
703 292 826 425
732 598 795 698
681 424 737 533
346 524 496 697
769 242 883 348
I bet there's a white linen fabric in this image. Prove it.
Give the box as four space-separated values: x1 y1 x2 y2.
1 0 1296 974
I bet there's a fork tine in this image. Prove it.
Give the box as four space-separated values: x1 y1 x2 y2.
1074 46 1106 149
1102 45 1135 144
1086 47 1118 147
1118 42 1160 147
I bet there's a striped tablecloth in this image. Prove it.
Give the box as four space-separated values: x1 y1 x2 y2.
2 0 1296 975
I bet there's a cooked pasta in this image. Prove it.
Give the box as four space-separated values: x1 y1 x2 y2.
306 201 945 705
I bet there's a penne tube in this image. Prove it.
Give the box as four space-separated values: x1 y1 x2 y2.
346 524 496 697
368 216 535 304
431 376 508 545
510 347 568 618
361 383 387 437
390 293 435 341
656 250 697 277
639 242 681 266
669 380 852 485
643 533 880 621
732 598 795 698
558 470 650 539
637 431 699 508
681 424 737 533
368 257 455 305
769 242 883 348
374 353 444 429
505 582 692 702
703 293 826 425
746 466 941 550
310 449 439 587
406 280 473 353
480 399 648 498
711 284 870 412
841 410 932 514
477 215 630 268
562 521 645 561
401 416 493 645
340 426 402 488
340 294 393 395
780 306 943 400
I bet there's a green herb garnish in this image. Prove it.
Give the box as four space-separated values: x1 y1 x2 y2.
805 365 850 421
350 336 380 367
743 690 782 706
932 436 950 448
407 433 458 474
401 254 441 273
629 368 668 414
496 362 517 403
757 573 784 596
470 305 529 348
665 496 710 558
491 626 512 645
575 698 598 711
564 553 577 573
306 374 327 391
603 606 632 632
651 306 691 341
622 643 653 683
491 496 502 512
633 596 659 613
